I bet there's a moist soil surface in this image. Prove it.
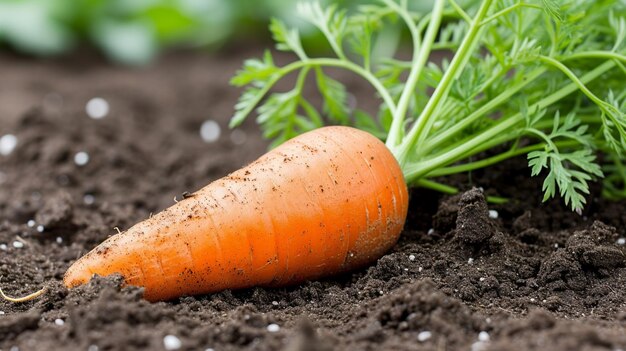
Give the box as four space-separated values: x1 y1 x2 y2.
0 49 625 351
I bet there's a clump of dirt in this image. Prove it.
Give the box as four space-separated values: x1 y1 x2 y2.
0 50 625 351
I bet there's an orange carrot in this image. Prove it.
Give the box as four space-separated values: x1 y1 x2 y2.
64 126 408 301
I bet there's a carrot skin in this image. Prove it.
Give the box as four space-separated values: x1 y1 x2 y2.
64 126 409 301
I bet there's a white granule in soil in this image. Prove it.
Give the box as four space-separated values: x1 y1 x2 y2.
74 151 90 166
0 134 18 156
417 331 432 342
86 98 109 119
163 335 182 350
266 323 280 332
200 120 221 143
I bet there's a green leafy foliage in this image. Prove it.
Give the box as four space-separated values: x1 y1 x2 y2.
231 0 626 211
231 51 279 87
315 68 350 124
0 0 375 64
527 112 603 210
270 18 308 59
0 0 234 64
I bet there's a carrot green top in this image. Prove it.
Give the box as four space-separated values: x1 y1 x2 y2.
230 0 626 212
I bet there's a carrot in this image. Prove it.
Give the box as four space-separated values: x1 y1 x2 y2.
64 126 408 301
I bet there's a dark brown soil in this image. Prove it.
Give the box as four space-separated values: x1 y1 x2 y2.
0 50 625 351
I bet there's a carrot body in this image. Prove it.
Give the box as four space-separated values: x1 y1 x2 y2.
64 126 408 301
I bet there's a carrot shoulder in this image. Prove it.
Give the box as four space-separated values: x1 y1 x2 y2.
64 126 408 301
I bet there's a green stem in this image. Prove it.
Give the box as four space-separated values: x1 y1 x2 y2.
540 55 626 139
449 0 471 23
403 60 616 182
538 55 611 107
524 128 558 152
415 179 458 194
433 132 516 169
295 66 310 91
533 115 602 130
415 179 508 204
385 0 445 148
394 0 494 165
422 67 546 154
561 51 626 63
320 28 346 61
481 2 543 25
427 140 579 177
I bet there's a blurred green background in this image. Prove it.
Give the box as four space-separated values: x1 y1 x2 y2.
0 0 434 65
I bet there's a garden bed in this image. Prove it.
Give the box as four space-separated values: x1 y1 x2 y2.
0 50 625 351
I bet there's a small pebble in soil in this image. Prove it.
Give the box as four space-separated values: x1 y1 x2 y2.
12 241 24 249
163 335 182 350
554 243 559 248
87 345 99 351
617 238 625 245
417 331 432 342
471 341 488 351
0 134 18 156
478 331 490 342
0 244 7 251
272 301 279 306
83 194 95 205
54 319 64 326
37 225 44 233
27 220 35 228
427 228 434 235
468 258 474 264
86 97 110 119
418 267 423 272
0 311 4 314
409 254 416 261
267 323 280 332
200 120 221 143
56 237 63 244
74 151 90 166
230 129 247 145
488 210 498 219
205 348 215 351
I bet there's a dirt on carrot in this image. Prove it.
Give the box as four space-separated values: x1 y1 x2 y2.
0 50 625 351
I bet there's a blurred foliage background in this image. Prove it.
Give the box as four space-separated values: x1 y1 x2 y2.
0 0 434 65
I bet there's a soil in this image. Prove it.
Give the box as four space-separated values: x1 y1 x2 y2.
0 49 625 351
